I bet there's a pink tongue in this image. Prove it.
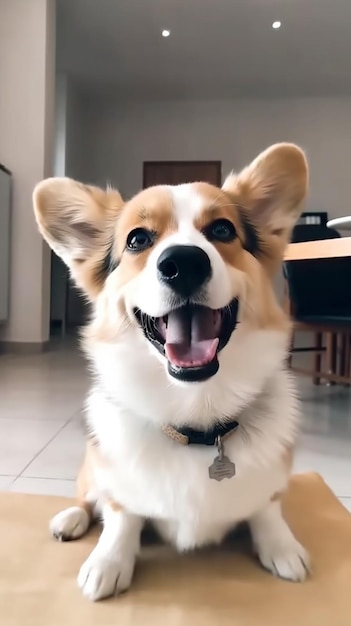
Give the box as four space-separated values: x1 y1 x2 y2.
164 307 220 368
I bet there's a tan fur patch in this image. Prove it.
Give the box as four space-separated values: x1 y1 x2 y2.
76 442 97 516
113 186 176 285
76 441 124 514
192 183 252 265
106 499 123 513
116 186 176 250
270 490 283 502
234 252 291 331
282 446 294 472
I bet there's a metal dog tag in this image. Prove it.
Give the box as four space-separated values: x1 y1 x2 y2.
208 436 236 481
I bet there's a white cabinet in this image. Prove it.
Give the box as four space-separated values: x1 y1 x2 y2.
0 165 11 323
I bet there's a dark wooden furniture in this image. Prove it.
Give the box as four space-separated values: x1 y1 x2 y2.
284 225 351 385
143 161 221 188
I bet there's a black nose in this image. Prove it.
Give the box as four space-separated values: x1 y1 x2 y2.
157 245 212 297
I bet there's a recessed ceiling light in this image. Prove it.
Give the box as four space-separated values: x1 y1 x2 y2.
162 29 171 37
272 21 281 29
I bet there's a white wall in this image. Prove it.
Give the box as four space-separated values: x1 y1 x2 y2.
53 73 67 178
65 82 91 181
85 97 351 224
50 78 90 326
53 76 90 181
51 73 68 324
0 0 55 345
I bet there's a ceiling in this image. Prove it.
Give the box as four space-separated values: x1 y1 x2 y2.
56 0 351 98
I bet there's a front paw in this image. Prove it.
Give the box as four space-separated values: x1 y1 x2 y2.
50 506 90 542
257 536 310 582
77 552 136 601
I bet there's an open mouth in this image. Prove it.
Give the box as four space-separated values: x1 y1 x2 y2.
134 299 239 382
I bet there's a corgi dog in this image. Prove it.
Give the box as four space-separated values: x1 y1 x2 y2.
33 143 309 601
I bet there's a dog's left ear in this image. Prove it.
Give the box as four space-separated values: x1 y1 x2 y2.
222 143 308 254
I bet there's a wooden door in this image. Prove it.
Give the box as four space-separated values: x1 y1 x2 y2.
143 161 221 188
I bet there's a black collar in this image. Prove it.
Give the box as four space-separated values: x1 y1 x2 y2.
174 420 239 446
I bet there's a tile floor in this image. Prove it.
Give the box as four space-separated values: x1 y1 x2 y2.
0 336 350 512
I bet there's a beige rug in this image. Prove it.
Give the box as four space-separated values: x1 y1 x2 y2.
0 473 350 626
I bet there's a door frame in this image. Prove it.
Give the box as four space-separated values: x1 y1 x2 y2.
142 160 222 188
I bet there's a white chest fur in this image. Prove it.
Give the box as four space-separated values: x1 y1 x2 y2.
87 369 298 551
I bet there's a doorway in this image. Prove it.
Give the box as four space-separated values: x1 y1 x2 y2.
143 161 221 188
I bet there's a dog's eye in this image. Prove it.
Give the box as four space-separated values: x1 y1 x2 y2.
126 228 154 252
204 219 236 243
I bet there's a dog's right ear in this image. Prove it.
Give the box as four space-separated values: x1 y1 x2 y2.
33 177 124 299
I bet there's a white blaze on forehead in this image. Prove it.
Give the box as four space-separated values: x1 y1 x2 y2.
168 184 207 229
